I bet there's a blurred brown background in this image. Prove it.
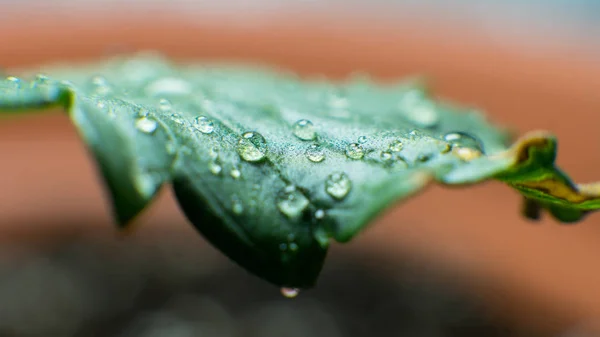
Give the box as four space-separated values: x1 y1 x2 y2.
1 2 600 336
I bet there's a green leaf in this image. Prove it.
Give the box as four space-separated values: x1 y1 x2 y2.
2 52 599 288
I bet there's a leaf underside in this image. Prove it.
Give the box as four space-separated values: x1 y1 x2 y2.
2 52 599 288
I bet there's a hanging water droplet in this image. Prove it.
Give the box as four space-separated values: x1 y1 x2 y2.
325 172 352 200
289 242 299 252
237 131 268 162
314 209 325 220
280 287 300 299
306 144 325 163
194 116 214 134
231 196 244 215
276 185 310 218
135 117 158 134
292 119 316 141
358 136 367 144
345 143 364 160
230 166 241 179
158 98 172 112
389 139 404 152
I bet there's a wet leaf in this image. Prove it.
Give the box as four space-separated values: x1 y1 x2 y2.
1 52 598 288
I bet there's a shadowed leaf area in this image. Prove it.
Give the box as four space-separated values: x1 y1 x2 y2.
1 52 598 288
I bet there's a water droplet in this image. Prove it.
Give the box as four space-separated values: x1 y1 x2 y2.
280 287 300 299
135 117 158 134
443 132 483 151
158 98 172 112
345 143 364 160
231 196 244 215
417 154 431 162
289 242 299 251
170 113 185 125
389 139 404 152
145 77 192 96
380 151 393 162
358 136 367 144
276 185 310 218
165 141 177 155
230 166 241 179
314 209 325 220
453 147 482 161
6 76 22 88
306 144 325 163
194 116 214 134
237 131 268 162
91 76 110 95
292 119 316 141
325 172 352 200
31 74 49 89
208 158 222 175
279 243 288 251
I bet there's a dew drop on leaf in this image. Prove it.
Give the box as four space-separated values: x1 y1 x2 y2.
345 143 364 160
194 116 215 134
389 139 404 152
231 196 244 215
230 166 241 179
292 119 316 141
135 117 158 134
208 158 222 175
325 172 352 200
276 185 310 218
358 135 367 144
6 76 22 88
237 131 268 162
158 98 172 112
90 75 110 95
380 151 393 162
280 287 300 298
289 242 299 251
306 144 325 163
443 131 484 152
314 209 325 220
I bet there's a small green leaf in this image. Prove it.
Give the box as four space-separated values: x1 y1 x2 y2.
2 52 599 288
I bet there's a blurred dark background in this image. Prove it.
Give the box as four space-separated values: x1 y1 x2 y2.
1 1 599 336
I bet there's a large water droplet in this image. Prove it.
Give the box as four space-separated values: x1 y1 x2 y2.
280 287 300 299
237 131 268 162
306 144 325 163
389 139 404 152
325 172 352 200
194 116 214 134
292 119 316 141
276 185 310 218
345 143 364 160
135 117 158 134
443 132 484 161
443 132 483 151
